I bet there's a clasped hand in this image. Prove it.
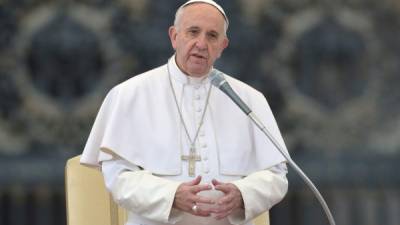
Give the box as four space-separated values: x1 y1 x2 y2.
173 176 244 219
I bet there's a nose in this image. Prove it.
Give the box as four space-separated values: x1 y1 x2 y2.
195 35 207 50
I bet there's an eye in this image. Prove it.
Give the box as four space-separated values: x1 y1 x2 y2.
207 32 219 41
187 28 200 36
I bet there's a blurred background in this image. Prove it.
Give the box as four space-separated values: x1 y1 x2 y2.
0 0 399 224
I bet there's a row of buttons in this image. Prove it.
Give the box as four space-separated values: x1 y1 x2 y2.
193 85 210 174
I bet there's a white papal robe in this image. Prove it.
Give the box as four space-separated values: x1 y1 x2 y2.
81 55 290 225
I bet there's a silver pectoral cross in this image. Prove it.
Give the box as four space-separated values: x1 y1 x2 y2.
181 147 201 177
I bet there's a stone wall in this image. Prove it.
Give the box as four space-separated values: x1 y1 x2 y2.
0 0 399 156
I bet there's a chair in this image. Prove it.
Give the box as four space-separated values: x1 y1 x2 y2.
65 155 269 225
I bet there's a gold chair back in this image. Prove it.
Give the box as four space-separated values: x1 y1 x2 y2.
65 155 269 225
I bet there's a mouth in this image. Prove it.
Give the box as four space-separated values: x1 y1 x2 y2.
191 53 207 60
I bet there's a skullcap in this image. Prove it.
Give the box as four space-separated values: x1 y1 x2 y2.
179 0 229 26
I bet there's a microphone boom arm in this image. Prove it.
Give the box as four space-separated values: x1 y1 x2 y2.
210 70 336 225
248 112 336 225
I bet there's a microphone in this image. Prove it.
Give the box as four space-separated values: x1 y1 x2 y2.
209 70 251 115
209 69 336 225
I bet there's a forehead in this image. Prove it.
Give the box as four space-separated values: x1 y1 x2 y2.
179 3 226 31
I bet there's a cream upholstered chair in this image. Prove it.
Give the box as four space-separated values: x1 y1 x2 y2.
65 155 127 225
65 155 270 225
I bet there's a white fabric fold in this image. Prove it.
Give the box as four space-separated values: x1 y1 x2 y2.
229 165 288 225
81 56 289 176
102 159 183 223
102 159 288 225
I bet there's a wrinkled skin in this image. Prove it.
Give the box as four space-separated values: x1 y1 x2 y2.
169 3 229 77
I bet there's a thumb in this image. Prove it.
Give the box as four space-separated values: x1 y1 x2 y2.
184 176 202 186
212 178 224 187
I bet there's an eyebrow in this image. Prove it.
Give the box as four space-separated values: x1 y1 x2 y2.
186 26 200 31
185 26 220 35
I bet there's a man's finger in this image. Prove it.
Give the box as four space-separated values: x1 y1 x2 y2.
214 198 235 212
216 194 233 205
214 202 235 220
193 195 216 205
214 211 231 220
183 176 202 186
193 207 213 217
211 178 224 186
191 184 212 193
214 183 232 194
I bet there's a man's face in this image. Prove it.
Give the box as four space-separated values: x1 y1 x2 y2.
169 3 229 77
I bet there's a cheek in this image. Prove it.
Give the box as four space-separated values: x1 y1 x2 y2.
211 47 223 59
185 41 195 51
216 49 222 58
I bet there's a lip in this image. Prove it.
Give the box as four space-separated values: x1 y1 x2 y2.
191 53 207 59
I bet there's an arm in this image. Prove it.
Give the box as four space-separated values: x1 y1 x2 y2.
213 163 289 225
101 159 216 223
101 159 182 223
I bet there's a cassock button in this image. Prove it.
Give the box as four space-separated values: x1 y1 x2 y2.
203 166 210 174
201 143 207 148
196 108 202 112
195 95 201 100
199 130 205 136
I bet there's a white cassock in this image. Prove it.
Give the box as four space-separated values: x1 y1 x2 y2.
80 55 290 225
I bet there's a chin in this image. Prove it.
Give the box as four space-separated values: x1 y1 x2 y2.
188 70 208 77
188 66 210 76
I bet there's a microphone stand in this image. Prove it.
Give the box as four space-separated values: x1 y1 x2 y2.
248 112 336 225
209 70 336 225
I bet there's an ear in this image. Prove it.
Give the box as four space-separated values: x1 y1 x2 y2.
222 37 229 50
169 26 178 50
217 37 229 58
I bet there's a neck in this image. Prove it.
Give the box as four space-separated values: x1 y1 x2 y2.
187 74 207 85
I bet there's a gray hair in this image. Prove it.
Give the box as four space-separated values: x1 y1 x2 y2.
173 2 229 36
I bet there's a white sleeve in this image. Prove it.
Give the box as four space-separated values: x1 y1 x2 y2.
228 162 289 225
101 159 184 223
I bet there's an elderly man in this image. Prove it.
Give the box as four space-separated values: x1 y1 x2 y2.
80 0 289 225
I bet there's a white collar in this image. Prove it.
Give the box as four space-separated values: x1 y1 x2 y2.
168 55 211 85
